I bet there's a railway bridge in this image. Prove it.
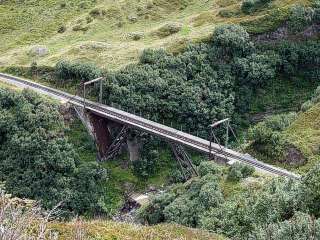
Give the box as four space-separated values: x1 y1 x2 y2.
0 73 300 180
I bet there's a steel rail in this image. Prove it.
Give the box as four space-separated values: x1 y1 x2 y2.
0 73 300 179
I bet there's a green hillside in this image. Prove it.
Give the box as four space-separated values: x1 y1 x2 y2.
286 102 320 172
2 0 320 239
0 0 312 69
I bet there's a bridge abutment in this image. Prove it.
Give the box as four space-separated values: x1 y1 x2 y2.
74 106 129 161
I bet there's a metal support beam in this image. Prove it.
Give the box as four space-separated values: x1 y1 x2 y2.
104 126 129 161
170 142 198 181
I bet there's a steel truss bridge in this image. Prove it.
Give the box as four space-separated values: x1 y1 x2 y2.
0 73 300 180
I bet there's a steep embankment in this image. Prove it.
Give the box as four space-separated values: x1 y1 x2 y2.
0 0 312 69
286 102 320 172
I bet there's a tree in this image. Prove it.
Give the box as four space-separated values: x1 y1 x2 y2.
302 164 320 217
212 24 254 58
0 89 108 216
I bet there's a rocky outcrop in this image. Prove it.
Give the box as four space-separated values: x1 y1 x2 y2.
283 146 306 166
253 23 320 42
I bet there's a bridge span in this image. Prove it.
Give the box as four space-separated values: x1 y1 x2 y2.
0 73 300 179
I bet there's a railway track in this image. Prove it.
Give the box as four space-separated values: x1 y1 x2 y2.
0 73 301 180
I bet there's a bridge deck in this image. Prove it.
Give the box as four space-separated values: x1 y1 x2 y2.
0 73 300 179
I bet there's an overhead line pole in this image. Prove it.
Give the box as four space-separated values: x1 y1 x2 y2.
83 77 104 108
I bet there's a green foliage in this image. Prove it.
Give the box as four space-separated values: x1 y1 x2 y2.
55 60 102 84
138 191 178 225
288 5 315 34
250 212 320 239
212 24 254 58
242 0 256 14
104 42 235 137
0 89 107 217
302 164 320 217
248 113 297 161
200 179 305 239
141 161 314 239
139 162 224 227
241 7 289 34
103 24 274 137
268 41 320 77
241 0 273 14
133 149 160 179
301 86 320 112
68 162 108 216
227 162 255 181
218 9 238 18
198 161 222 177
234 53 278 89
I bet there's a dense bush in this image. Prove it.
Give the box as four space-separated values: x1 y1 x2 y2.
227 162 255 181
201 178 305 238
139 162 224 227
140 160 320 239
250 212 320 239
132 149 159 179
198 161 222 177
248 113 297 161
302 164 320 217
288 5 315 34
242 0 255 14
0 89 108 217
55 60 102 84
241 0 273 14
102 24 277 137
212 24 254 58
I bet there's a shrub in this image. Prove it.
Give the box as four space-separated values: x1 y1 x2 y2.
241 0 273 14
89 7 106 18
132 150 159 179
72 24 89 32
139 48 170 64
154 22 183 38
139 173 224 227
57 24 66 33
212 24 254 57
60 2 66 8
241 0 255 14
218 9 236 18
200 179 305 239
302 164 320 217
288 5 314 33
55 60 101 83
234 53 278 89
86 16 93 23
198 161 222 177
248 113 296 161
250 212 320 239
138 191 177 224
227 162 255 181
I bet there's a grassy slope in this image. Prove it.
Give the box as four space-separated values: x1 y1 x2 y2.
286 103 320 173
49 221 224 240
0 0 312 70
